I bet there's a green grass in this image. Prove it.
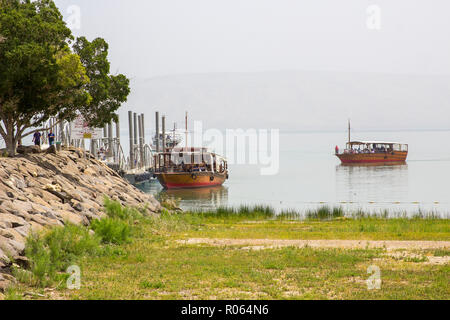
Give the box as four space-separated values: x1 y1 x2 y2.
7 202 449 300
90 218 131 244
22 223 101 287
176 211 450 241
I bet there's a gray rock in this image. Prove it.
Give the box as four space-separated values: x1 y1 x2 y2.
17 145 41 155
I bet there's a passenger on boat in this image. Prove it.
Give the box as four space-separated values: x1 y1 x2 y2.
335 146 339 154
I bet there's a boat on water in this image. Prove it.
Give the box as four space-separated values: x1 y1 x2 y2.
336 141 408 164
153 147 229 189
335 121 408 164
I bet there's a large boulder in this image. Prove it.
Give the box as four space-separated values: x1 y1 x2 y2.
45 145 57 154
17 145 41 155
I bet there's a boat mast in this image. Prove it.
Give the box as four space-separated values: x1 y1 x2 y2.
172 122 176 148
185 111 188 149
348 119 351 145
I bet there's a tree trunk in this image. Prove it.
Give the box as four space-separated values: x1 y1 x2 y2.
4 124 17 157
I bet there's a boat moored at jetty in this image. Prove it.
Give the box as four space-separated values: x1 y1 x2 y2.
153 147 228 189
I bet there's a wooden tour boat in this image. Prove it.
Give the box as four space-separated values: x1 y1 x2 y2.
153 147 228 189
335 121 408 164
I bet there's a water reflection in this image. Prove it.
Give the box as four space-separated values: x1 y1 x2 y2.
335 163 409 211
135 180 228 211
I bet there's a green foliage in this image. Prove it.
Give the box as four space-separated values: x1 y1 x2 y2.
103 196 143 221
72 37 130 127
0 0 130 155
89 197 146 244
0 0 83 154
140 280 165 289
190 205 276 219
4 287 23 300
91 218 131 244
24 223 100 286
306 206 344 220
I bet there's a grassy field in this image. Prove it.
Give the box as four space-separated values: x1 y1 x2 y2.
3 204 449 300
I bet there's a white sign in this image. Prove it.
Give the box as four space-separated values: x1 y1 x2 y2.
70 115 103 139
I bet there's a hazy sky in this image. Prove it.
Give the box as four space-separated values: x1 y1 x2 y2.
55 0 450 78
51 0 450 133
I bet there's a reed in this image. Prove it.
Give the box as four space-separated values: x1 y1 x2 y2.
186 205 448 221
188 204 276 219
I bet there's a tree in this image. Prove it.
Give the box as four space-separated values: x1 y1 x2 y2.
0 0 87 155
73 37 130 128
0 0 130 156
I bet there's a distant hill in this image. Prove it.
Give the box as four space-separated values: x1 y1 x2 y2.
120 70 450 132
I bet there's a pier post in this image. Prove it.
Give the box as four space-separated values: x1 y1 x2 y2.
155 111 160 153
128 111 134 169
133 112 138 168
162 115 166 153
141 113 145 145
140 113 145 166
138 114 144 168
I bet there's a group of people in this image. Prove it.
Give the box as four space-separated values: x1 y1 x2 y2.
32 129 55 147
337 145 392 154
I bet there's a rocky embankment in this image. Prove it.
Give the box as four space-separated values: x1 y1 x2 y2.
0 147 160 291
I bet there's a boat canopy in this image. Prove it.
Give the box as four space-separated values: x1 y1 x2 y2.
347 141 407 146
345 141 408 152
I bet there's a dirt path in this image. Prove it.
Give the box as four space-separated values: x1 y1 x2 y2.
177 238 450 251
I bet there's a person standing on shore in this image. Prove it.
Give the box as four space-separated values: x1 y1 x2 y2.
32 131 41 146
48 129 55 146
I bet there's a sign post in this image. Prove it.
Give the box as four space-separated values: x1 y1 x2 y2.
70 116 103 157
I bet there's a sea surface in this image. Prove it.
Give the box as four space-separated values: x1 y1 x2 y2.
135 130 450 217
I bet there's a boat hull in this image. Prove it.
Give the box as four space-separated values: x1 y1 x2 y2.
155 172 227 189
336 151 408 164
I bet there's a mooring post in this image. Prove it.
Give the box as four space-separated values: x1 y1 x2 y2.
162 115 166 153
137 114 143 168
133 113 138 168
140 113 145 166
141 113 145 145
128 111 134 169
155 111 160 153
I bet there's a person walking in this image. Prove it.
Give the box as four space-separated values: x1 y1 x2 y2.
48 129 55 146
32 131 41 146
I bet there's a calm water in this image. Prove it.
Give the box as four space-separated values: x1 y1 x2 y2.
136 130 450 217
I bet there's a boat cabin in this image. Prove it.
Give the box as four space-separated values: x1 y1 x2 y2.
153 147 228 174
342 141 408 154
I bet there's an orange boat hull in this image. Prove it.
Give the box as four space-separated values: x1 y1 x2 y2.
155 172 227 189
336 151 408 164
